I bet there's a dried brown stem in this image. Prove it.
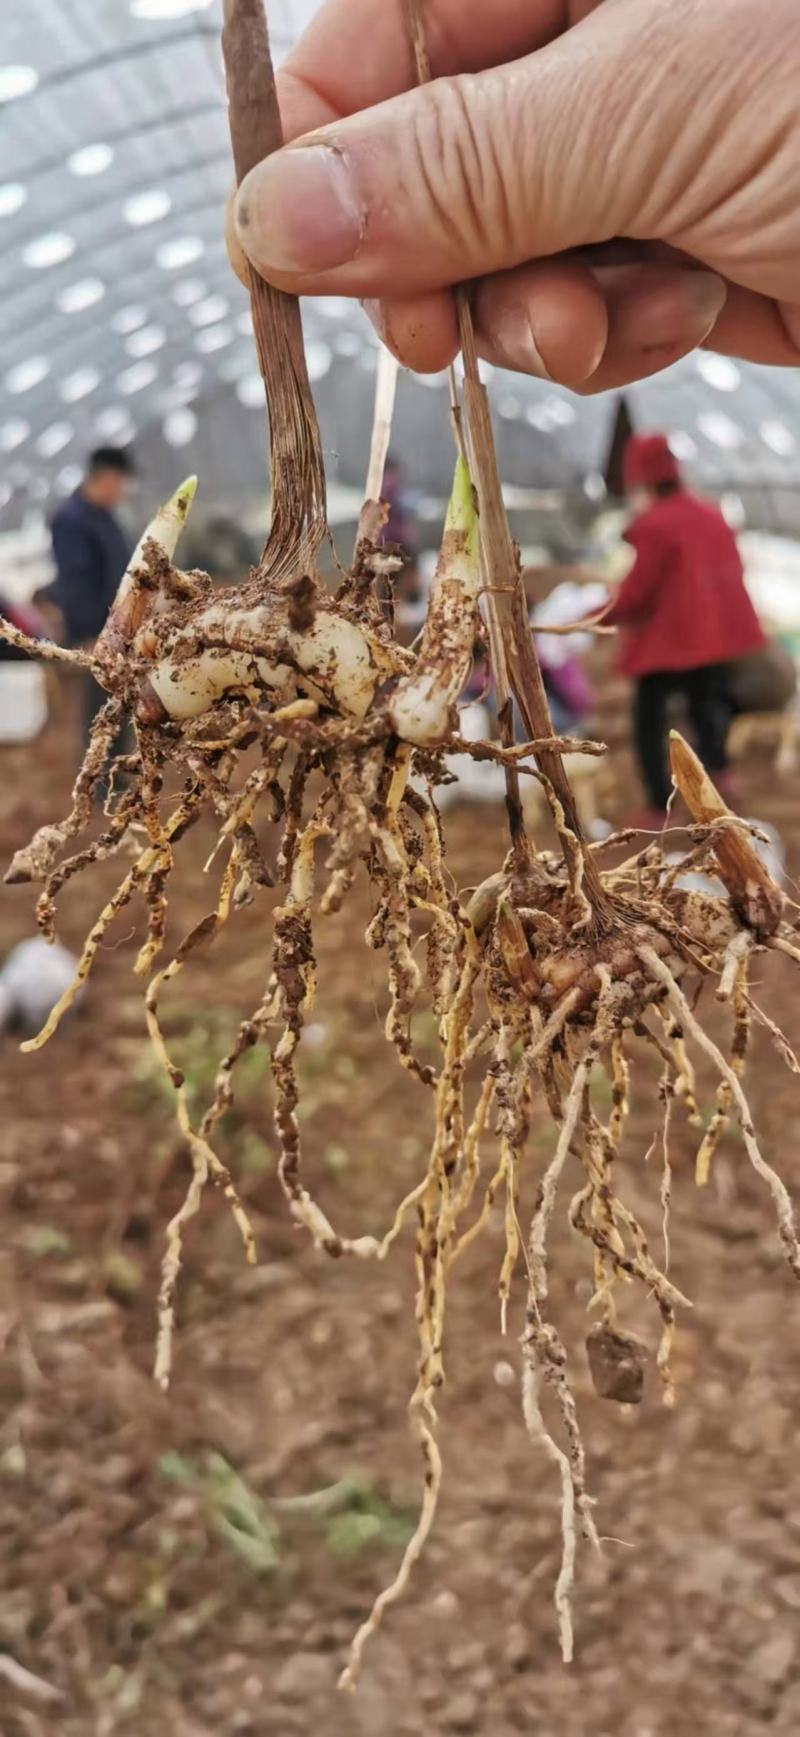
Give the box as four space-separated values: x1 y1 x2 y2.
669 732 783 937
404 0 432 81
454 302 612 927
378 24 614 892
222 0 326 581
364 347 400 510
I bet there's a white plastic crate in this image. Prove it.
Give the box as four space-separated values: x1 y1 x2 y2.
0 664 48 743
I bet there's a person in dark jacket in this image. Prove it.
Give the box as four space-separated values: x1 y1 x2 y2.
43 447 135 753
602 433 764 826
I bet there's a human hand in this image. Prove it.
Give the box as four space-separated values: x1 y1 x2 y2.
228 0 800 391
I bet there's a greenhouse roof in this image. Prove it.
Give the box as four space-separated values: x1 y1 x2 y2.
1 0 799 532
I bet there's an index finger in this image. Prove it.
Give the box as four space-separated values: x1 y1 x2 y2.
276 0 568 141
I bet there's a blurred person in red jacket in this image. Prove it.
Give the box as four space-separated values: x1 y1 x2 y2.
602 433 764 826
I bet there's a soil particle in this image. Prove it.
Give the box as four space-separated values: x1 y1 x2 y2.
586 1322 649 1404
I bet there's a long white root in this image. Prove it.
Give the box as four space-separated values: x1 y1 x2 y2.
640 945 800 1278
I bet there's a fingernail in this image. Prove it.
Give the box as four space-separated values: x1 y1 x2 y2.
236 144 364 276
623 271 727 347
683 270 728 323
491 304 552 379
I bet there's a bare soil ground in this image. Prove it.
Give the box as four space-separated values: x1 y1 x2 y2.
2 679 800 1737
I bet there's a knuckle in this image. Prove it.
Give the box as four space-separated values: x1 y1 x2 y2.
407 75 510 265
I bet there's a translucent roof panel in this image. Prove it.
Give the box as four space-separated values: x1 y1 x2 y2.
1 0 800 535
0 0 322 518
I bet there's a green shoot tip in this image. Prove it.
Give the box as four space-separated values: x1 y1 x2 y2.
444 453 478 545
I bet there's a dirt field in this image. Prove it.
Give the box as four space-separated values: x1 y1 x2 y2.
2 683 800 1737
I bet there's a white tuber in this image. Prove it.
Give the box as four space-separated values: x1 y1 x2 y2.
134 459 479 740
148 604 406 722
149 647 291 721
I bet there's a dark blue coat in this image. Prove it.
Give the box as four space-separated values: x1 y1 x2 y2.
47 490 132 646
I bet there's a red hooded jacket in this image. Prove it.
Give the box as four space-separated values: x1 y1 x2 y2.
603 490 764 678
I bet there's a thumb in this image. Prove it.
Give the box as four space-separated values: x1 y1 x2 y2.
234 3 676 297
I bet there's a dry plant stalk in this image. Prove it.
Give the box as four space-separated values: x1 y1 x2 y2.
3 0 800 1689
222 0 326 580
